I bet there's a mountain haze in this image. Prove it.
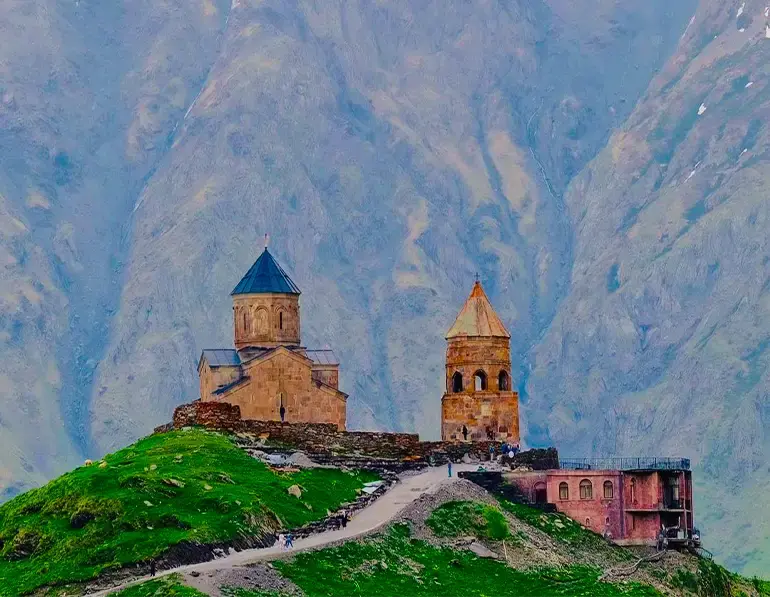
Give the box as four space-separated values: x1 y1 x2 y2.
2 0 769 575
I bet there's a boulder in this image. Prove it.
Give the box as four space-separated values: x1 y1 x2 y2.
287 484 302 498
468 542 499 559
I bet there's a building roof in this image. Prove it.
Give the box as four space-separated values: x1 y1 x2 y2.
446 281 510 339
301 349 339 366
231 248 301 296
199 349 241 368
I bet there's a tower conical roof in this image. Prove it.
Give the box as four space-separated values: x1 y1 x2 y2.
231 248 301 295
446 281 510 339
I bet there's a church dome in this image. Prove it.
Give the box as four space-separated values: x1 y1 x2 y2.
231 248 301 295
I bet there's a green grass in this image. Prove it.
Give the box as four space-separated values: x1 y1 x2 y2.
272 524 662 597
108 574 206 596
426 500 510 541
499 501 602 547
222 588 296 597
0 429 377 596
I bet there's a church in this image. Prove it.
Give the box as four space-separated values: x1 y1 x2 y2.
198 244 519 441
441 280 520 443
197 246 347 429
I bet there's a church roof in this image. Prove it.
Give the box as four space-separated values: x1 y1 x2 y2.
231 248 301 295
199 349 241 368
446 281 510 339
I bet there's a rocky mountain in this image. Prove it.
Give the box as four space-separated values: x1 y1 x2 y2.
1 0 768 575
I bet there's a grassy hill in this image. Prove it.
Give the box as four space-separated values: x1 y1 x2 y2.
111 493 770 597
0 429 376 596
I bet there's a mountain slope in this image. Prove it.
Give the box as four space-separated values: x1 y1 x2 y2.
0 0 230 498
87 0 694 456
526 0 770 576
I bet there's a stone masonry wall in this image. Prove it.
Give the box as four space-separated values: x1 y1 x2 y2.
159 400 517 463
442 392 519 442
209 350 346 429
233 292 300 350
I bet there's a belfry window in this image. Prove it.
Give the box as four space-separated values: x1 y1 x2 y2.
452 372 463 393
498 370 509 391
243 311 250 334
474 370 488 391
579 479 593 500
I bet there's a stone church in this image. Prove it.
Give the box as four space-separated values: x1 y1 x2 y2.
197 247 347 429
441 280 520 442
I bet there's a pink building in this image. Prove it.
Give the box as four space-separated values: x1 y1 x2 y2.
506 458 694 546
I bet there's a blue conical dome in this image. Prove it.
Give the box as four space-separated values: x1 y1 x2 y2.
231 248 301 295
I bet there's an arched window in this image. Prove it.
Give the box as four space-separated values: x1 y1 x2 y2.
243 311 251 335
452 372 463 393
603 480 614 499
534 482 547 504
279 311 283 330
559 482 569 500
579 479 593 500
473 370 488 391
498 370 509 391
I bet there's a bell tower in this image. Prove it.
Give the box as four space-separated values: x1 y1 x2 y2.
441 279 520 442
231 243 301 351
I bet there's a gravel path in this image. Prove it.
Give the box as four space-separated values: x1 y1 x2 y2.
88 464 477 596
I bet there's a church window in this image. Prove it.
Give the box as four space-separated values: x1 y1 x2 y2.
474 370 488 391
559 482 569 500
279 311 283 330
498 370 509 391
452 372 463 393
579 479 593 500
256 308 268 333
604 480 614 499
243 311 251 334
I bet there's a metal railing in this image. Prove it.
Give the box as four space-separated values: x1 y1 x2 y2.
559 457 690 471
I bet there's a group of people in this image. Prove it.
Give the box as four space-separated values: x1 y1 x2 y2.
276 532 295 550
501 441 521 458
334 509 350 529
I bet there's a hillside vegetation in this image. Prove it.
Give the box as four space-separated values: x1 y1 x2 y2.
0 429 375 596
104 484 770 597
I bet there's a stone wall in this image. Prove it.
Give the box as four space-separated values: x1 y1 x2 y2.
441 392 519 442
209 350 346 429
160 400 519 463
233 292 300 350
441 335 519 443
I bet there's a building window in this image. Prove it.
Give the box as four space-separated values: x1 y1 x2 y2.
498 370 509 391
279 311 283 330
452 372 463 393
630 479 636 504
474 370 488 391
630 515 636 530
559 482 569 500
603 480 614 499
243 311 250 334
585 517 590 527
534 482 547 504
579 479 593 500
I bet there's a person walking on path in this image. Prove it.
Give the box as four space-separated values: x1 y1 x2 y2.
150 560 156 577
285 533 294 549
447 461 453 477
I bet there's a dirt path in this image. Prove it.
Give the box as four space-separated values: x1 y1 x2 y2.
88 464 479 596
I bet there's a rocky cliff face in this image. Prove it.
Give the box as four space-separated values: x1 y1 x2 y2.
527 0 770 574
3 0 767 575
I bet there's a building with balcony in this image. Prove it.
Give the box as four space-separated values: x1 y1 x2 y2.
506 458 694 546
